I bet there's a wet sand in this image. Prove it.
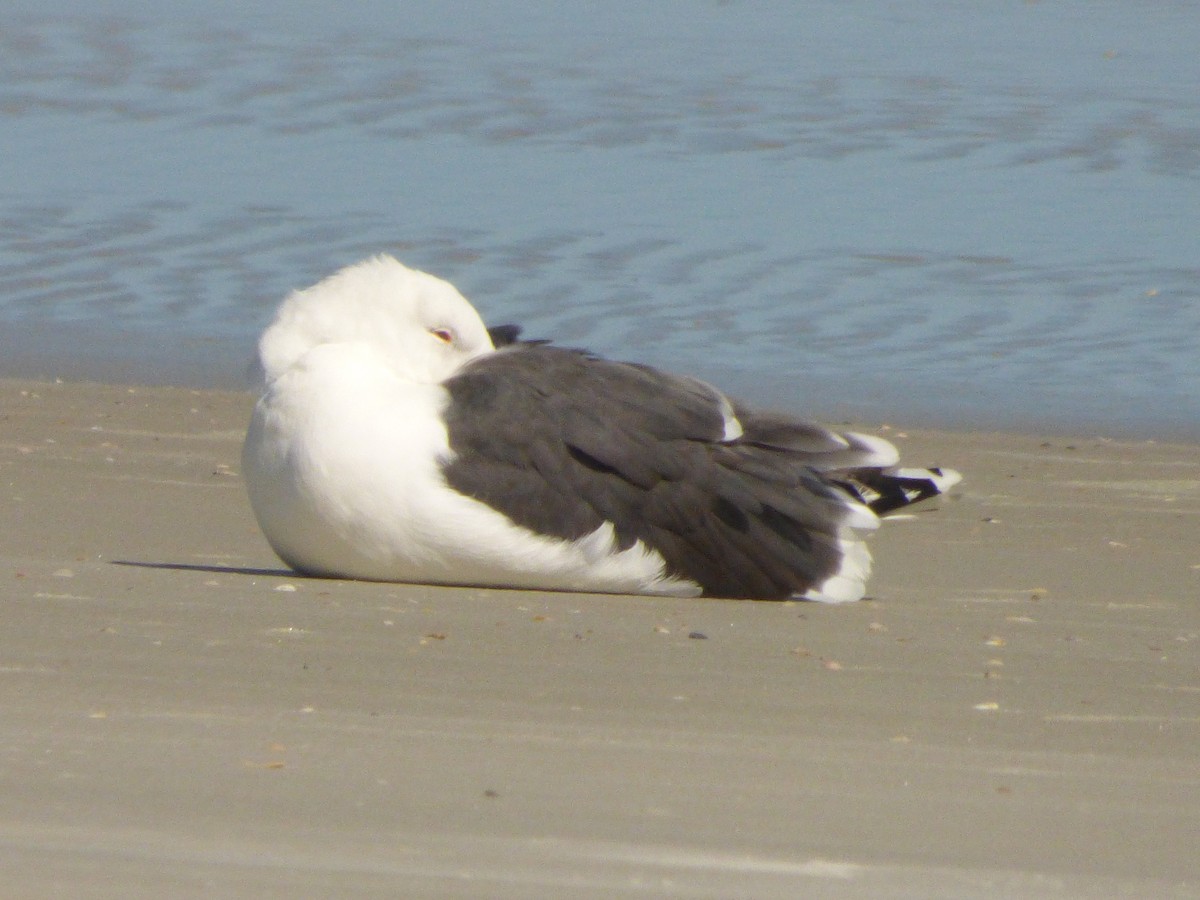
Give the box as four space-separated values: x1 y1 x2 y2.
2 377 1197 898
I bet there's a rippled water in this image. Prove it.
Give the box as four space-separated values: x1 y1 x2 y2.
2 1 1198 436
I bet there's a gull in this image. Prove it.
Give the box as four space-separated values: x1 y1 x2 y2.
243 255 959 601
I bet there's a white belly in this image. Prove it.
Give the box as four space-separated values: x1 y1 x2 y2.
242 343 698 596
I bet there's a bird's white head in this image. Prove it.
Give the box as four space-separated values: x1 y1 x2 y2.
256 255 495 385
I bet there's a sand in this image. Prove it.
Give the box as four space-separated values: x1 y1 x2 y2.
2 377 1197 898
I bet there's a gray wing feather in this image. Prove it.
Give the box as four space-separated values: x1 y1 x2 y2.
441 344 859 599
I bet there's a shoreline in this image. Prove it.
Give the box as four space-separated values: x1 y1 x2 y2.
3 376 1198 897
4 319 1199 443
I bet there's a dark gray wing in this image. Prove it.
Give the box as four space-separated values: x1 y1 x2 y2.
486 324 524 347
440 344 860 600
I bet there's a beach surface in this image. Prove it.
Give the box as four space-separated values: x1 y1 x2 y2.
2 377 1197 898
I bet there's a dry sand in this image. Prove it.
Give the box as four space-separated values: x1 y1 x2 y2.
2 377 1197 898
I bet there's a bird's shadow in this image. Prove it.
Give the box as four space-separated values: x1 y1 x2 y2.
111 560 296 578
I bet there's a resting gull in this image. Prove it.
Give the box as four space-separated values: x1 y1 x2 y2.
242 255 960 602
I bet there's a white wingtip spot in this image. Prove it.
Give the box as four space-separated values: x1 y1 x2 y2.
930 467 963 492
889 466 963 493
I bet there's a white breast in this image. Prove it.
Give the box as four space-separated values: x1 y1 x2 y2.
242 341 698 596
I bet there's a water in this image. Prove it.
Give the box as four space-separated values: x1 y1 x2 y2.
1 1 1198 437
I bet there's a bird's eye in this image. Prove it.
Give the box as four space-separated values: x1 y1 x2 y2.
430 327 454 344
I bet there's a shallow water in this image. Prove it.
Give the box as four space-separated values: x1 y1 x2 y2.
1 1 1198 437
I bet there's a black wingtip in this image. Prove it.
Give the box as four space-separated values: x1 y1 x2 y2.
861 467 962 515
